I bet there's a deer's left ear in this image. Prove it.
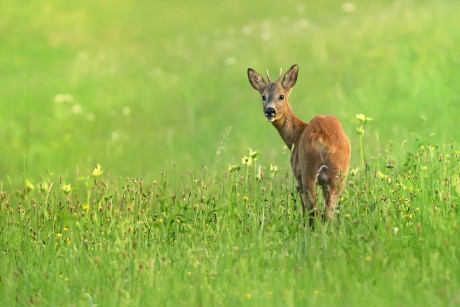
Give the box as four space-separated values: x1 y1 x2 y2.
282 64 299 90
247 68 266 92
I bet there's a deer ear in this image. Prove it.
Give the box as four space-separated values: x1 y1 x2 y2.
282 64 299 90
247 68 266 92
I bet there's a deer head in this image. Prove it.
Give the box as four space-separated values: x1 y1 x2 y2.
247 64 299 123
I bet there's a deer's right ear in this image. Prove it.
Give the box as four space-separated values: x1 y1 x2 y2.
247 68 266 92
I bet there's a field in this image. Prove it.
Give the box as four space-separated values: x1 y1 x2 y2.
1 0 460 305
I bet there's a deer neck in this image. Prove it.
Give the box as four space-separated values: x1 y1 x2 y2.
272 103 307 150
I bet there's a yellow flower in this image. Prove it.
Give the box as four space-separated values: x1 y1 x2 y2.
60 183 72 193
244 293 252 299
67 237 71 245
228 164 240 173
92 164 104 177
25 180 35 191
365 255 372 262
242 155 252 166
82 204 90 211
56 233 63 238
248 148 259 160
63 227 68 232
243 196 249 202
356 114 373 122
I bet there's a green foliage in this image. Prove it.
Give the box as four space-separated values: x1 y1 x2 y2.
1 144 459 305
1 0 460 305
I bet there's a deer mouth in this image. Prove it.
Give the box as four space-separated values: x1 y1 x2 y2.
266 115 276 122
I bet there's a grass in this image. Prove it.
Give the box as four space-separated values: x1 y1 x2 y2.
1 143 459 305
1 0 460 305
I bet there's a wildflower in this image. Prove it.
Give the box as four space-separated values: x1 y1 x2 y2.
244 293 252 299
242 155 252 166
39 181 50 192
82 204 90 211
187 271 192 277
364 255 372 262
256 166 265 180
67 237 71 245
60 183 72 193
63 227 69 232
248 148 259 160
243 196 249 202
350 168 360 176
92 164 103 177
356 114 373 123
228 164 240 173
56 233 63 238
269 164 279 178
25 180 35 191
393 227 399 235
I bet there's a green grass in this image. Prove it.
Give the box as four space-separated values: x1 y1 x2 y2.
1 0 460 305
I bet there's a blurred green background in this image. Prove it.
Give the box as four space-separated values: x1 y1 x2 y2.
1 0 459 183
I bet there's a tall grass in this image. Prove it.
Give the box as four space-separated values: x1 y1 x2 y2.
1 141 459 305
1 0 460 305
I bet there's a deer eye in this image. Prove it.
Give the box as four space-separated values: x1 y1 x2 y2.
262 96 267 101
279 95 284 100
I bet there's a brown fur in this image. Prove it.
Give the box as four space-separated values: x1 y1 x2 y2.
247 64 351 227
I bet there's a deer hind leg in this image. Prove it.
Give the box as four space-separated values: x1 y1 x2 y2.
322 185 339 221
321 170 346 222
299 178 318 228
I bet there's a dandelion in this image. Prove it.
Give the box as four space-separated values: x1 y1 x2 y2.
56 233 63 238
82 204 90 211
63 227 69 232
92 164 103 177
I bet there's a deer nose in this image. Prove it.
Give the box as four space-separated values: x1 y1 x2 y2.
265 107 276 118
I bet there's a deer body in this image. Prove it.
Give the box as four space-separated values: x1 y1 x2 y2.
247 64 351 226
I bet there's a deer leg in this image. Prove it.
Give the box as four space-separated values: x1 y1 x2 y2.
323 186 339 221
299 181 317 228
322 171 345 221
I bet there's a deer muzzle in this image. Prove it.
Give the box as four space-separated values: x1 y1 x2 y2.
265 107 276 122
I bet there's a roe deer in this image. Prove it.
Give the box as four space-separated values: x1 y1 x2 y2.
247 64 351 227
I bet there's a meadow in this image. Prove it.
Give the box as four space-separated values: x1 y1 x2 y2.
1 0 460 305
